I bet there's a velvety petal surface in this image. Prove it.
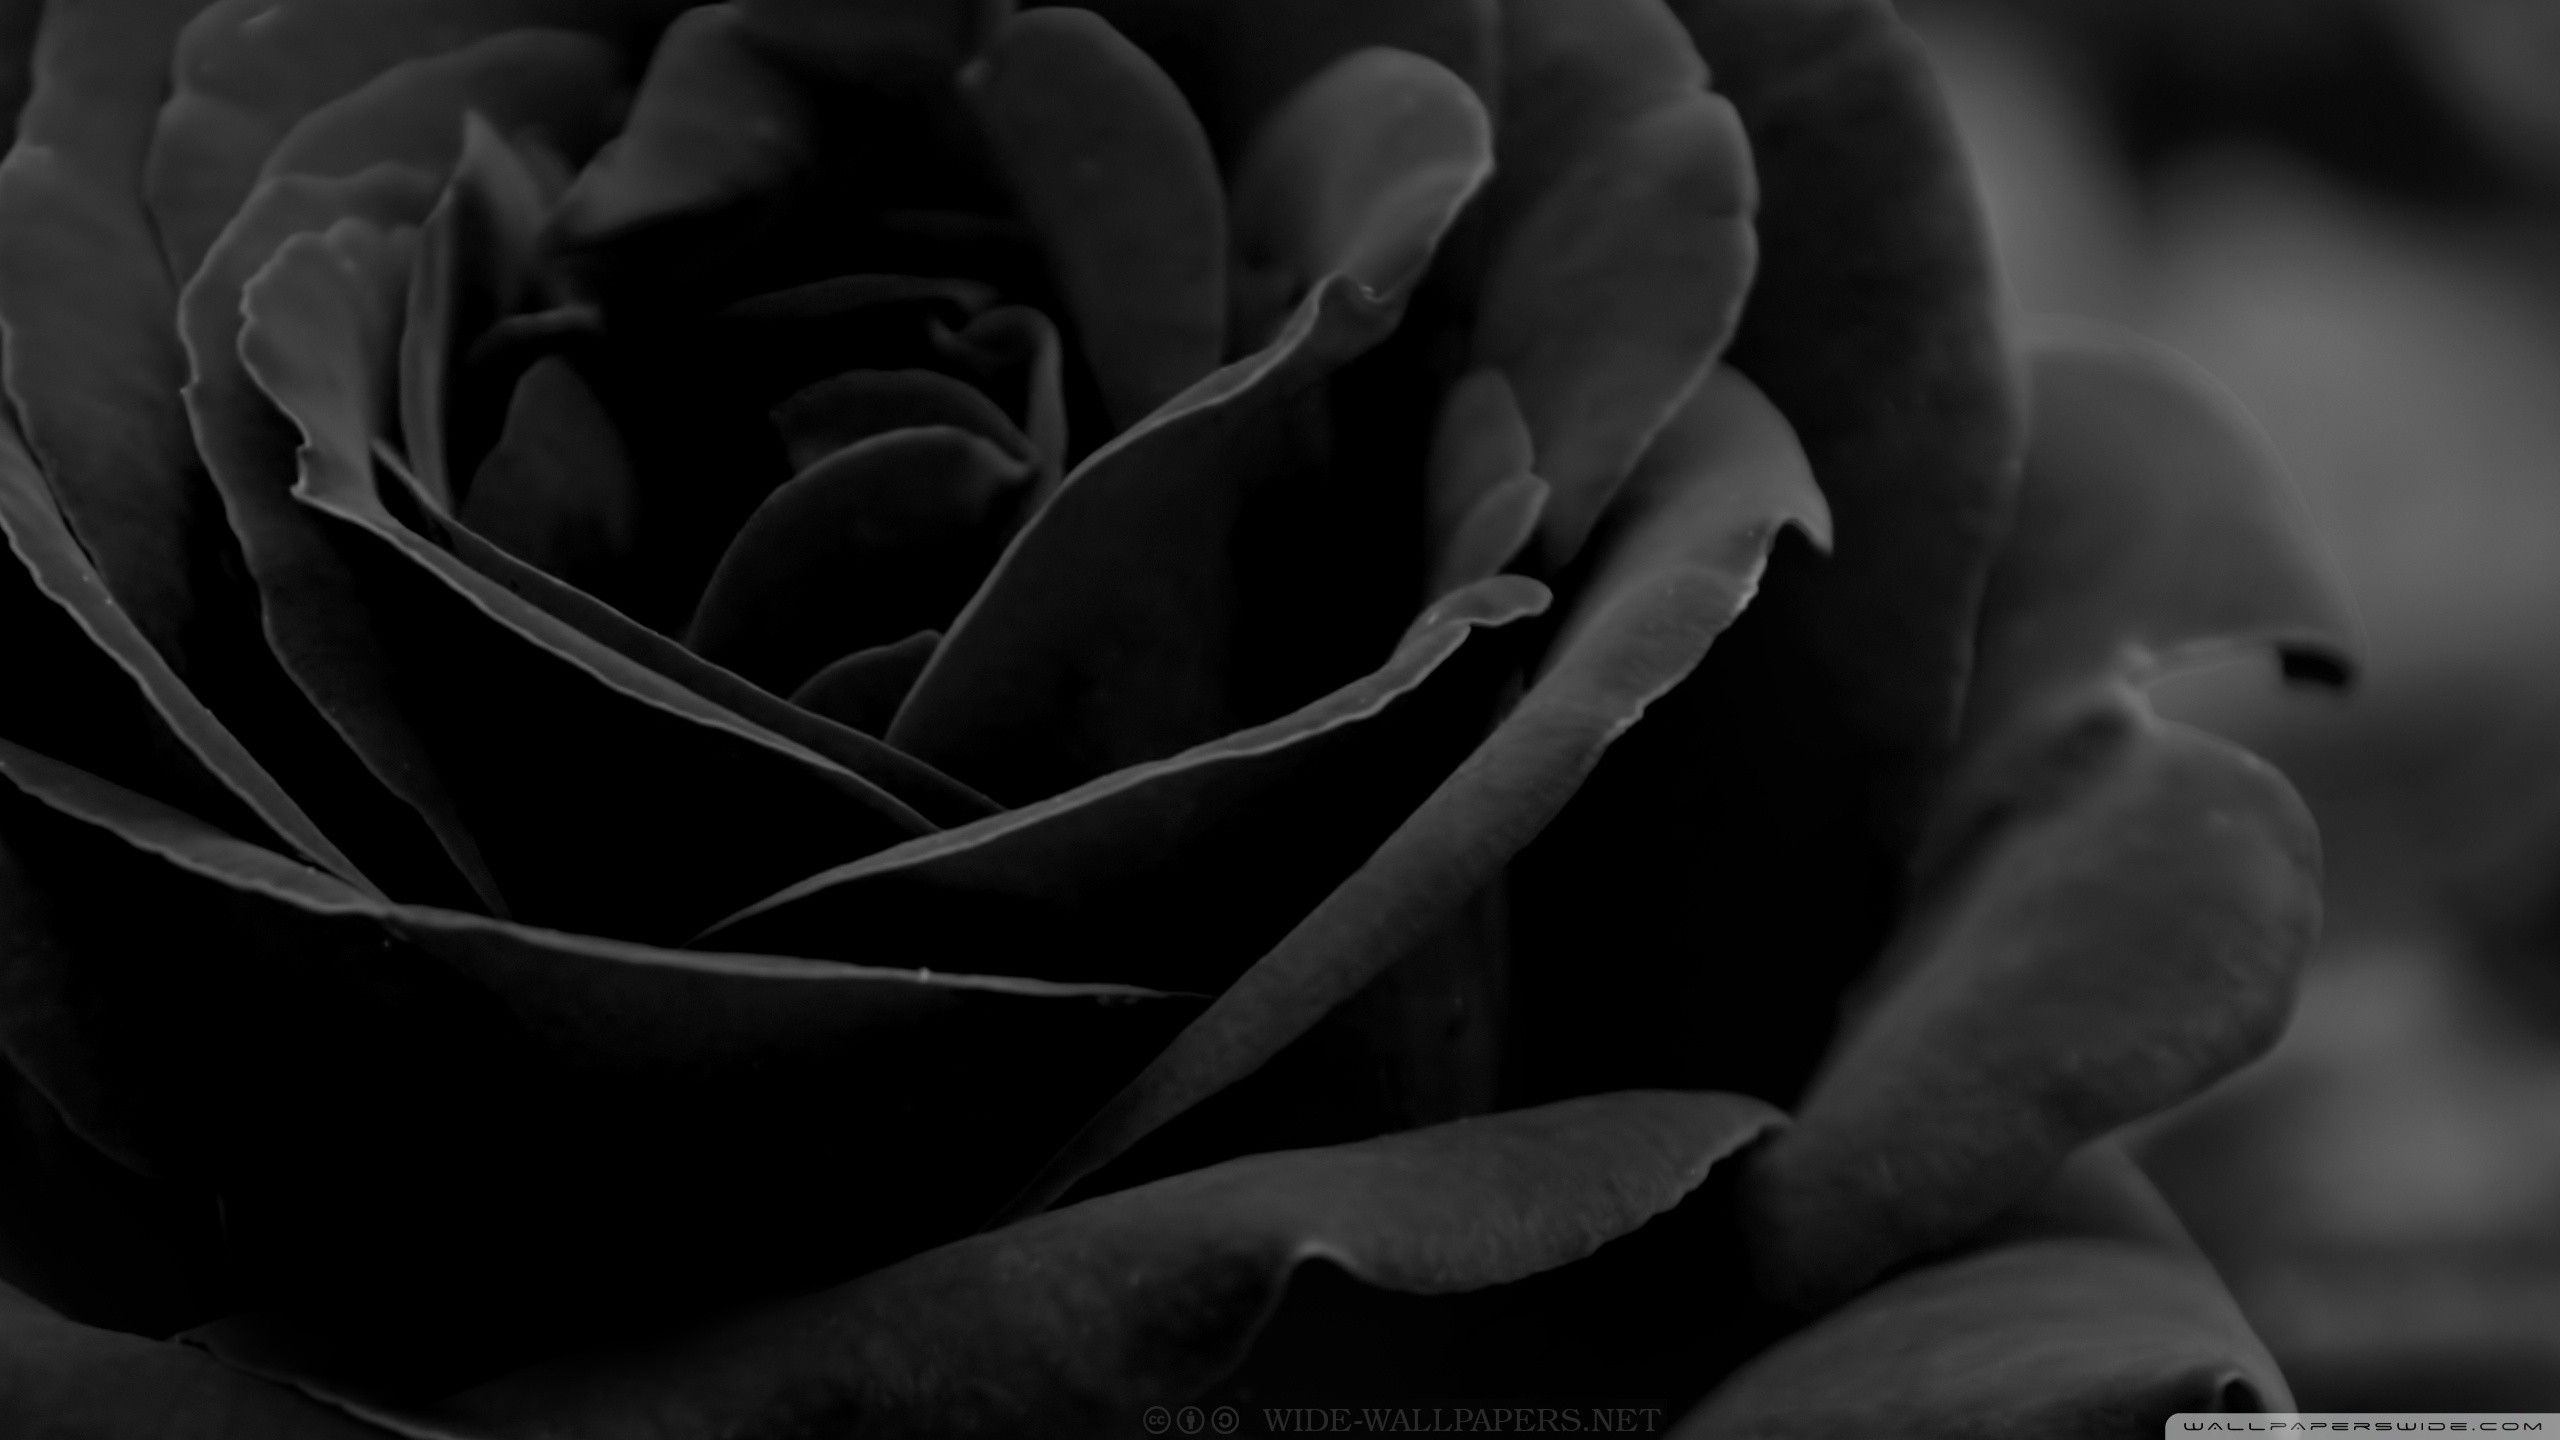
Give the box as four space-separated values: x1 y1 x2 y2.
0 0 229 670
1665 0 2022 802
413 498 999 827
704 576 1547 993
182 165 509 906
235 216 943 940
0 404 366 890
967 6 1225 429
1476 0 1757 566
1503 0 2020 1123
0 739 1186 1396
736 0 1012 82
1684 1148 2293 1436
685 426 1037 694
1960 318 2361 740
400 114 554 512
149 0 685 276
457 355 642 587
1008 365 1829 1215
0 1279 383 1440
553 3 816 241
1734 325 2359 1313
254 28 627 189
432 1092 1781 1440
790 629 940 735
888 48 1494 803
771 367 1030 471
1064 0 1497 161
1740 691 2321 1313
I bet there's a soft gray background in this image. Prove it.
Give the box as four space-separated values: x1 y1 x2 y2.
1907 0 2560 1405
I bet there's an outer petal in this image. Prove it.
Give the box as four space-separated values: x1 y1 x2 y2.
0 404 368 889
148 0 687 277
1741 691 2321 1313
1959 318 2361 741
1506 0 2020 1114
236 218 945 940
430 1093 1781 1439
703 577 1549 995
1667 0 2023 794
1684 1147 2293 1436
0 1279 384 1440
1005 366 1828 1215
966 6 1226 429
1736 326 2359 1312
0 0 229 670
1062 0 1497 161
0 739 1186 1396
1477 0 1757 567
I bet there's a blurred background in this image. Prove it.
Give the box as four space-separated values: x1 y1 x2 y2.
1898 0 2560 1406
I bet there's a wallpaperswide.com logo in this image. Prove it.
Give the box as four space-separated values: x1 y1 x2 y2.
2171 1418 2560 1433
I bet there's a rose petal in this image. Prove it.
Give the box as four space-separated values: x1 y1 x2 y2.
0 1278 382 1440
888 47 1493 803
0 0 231 672
1490 0 1707 234
790 629 941 736
430 1093 1780 1438
1667 0 2022 805
0 739 1183 1397
182 165 511 909
1424 368 1535 555
925 303 1069 486
1420 365 1547 598
684 426 1036 693
148 0 686 278
1066 0 1497 161
1742 693 2321 1313
399 114 553 512
1734 325 2355 1314
771 367 1030 473
1429 472 1549 599
968 7 1226 429
1502 0 2021 1123
0 1055 227 1337
736 0 1012 82
235 218 946 939
1960 318 2361 744
256 29 629 189
401 497 999 826
1683 1147 2294 1435
1472 61 1756 567
702 577 1548 994
1226 46 1496 345
1004 365 1828 1215
0 400 370 891
459 355 642 589
553 4 817 242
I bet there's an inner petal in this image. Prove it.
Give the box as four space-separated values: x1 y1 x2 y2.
683 425 1036 693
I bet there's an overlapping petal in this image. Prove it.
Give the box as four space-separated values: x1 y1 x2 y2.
1737 323 2358 1312
1007 364 1829 1215
430 1093 1781 1439
0 0 229 669
888 46 1496 802
1505 0 2020 1117
1684 1148 2293 1436
0 736 1187 1392
0 0 2333 1428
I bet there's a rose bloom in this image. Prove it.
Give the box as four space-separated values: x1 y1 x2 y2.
0 0 2356 1434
